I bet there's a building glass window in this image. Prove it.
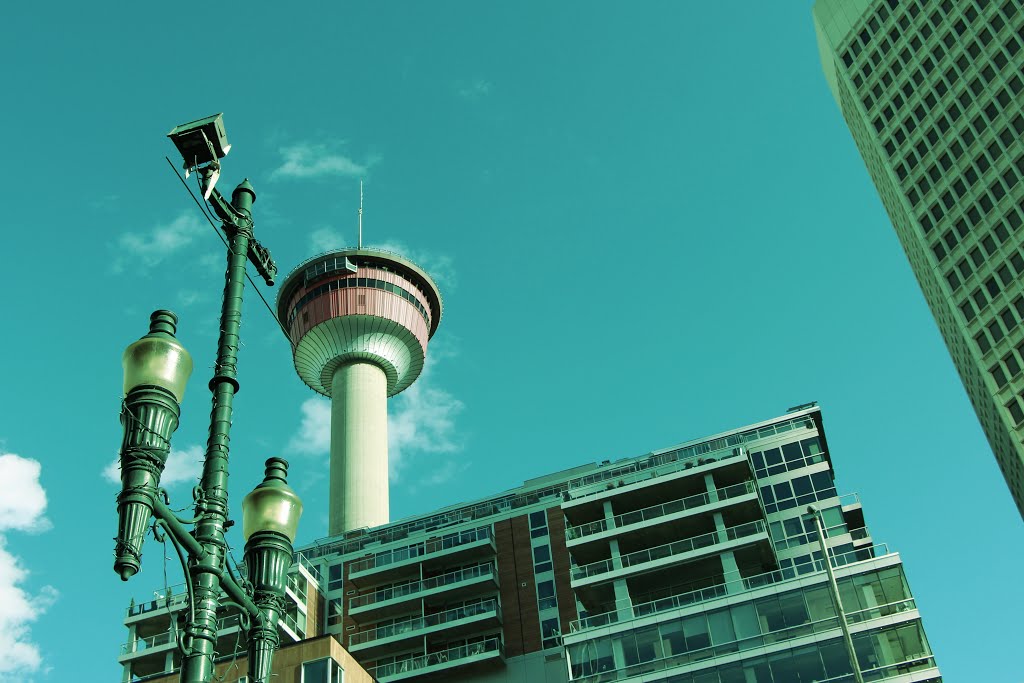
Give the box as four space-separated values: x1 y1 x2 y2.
529 510 549 538
992 364 1009 387
1006 397 1024 424
541 617 561 649
1005 353 1021 378
534 544 553 574
301 658 343 683
328 563 344 592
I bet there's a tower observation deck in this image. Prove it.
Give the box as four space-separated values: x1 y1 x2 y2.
277 249 442 535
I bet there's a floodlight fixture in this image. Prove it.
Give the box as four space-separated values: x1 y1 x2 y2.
167 113 231 175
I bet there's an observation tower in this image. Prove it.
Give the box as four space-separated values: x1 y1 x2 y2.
277 249 442 535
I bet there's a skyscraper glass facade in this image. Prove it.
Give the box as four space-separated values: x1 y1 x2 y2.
813 0 1024 517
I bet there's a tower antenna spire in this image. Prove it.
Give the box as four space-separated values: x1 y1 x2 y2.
358 179 364 249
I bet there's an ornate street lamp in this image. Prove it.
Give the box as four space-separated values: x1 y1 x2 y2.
242 458 304 683
112 114 301 683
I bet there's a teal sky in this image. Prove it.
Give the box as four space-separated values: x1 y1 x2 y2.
0 2 1017 681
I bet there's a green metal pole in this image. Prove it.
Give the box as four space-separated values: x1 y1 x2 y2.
179 181 255 683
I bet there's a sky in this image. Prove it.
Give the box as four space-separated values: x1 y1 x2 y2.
0 2 1019 682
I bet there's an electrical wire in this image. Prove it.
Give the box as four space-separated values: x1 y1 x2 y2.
165 157 292 343
165 157 343 390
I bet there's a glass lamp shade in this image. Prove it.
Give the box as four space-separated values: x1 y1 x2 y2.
122 311 193 402
242 466 303 542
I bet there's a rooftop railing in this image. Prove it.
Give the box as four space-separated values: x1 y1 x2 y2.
350 599 500 647
569 544 893 634
350 563 495 610
126 584 188 617
566 448 744 499
349 527 492 574
566 414 815 496
566 482 755 541
295 552 322 583
571 521 766 581
370 637 503 680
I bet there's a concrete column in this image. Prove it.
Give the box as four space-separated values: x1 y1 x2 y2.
704 473 718 502
329 361 389 535
606 536 622 569
713 512 726 539
602 500 615 523
608 538 633 621
721 550 741 594
126 623 137 652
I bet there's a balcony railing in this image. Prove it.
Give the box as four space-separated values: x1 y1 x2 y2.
565 413 815 499
287 573 308 602
126 583 188 617
120 614 242 655
571 521 766 581
813 656 938 682
573 613 845 682
572 599 927 683
566 482 756 541
295 553 322 583
350 563 495 610
569 544 893 634
349 527 492 574
567 449 748 503
350 599 500 648
280 609 306 639
370 637 503 681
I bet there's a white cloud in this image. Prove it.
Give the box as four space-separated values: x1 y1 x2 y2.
112 212 204 272
102 444 204 488
309 227 347 254
175 289 207 308
0 453 57 680
287 398 332 455
388 363 464 480
0 456 49 533
457 78 493 100
270 143 369 180
284 360 465 482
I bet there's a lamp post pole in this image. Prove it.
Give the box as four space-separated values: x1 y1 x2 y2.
181 180 256 682
115 116 301 683
807 506 864 683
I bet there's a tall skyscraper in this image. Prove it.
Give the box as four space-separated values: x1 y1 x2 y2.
276 249 443 535
813 0 1024 516
118 404 941 683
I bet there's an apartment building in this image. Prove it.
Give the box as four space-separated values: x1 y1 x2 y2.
119 403 940 682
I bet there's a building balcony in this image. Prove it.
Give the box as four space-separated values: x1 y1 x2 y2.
349 599 502 657
119 614 243 663
565 481 757 547
567 545 900 640
348 563 498 622
370 637 505 682
125 583 189 623
348 526 495 587
563 449 750 513
570 521 769 588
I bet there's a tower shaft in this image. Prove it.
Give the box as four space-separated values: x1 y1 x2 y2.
330 361 389 535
